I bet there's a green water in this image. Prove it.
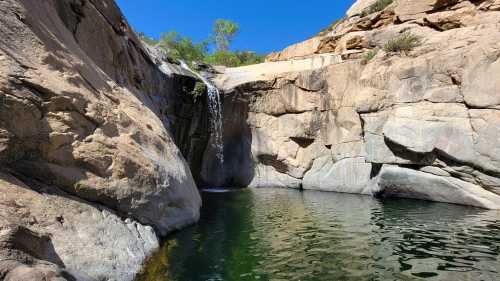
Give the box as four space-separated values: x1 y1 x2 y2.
138 188 500 281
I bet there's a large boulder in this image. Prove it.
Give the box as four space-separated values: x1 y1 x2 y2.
0 0 201 236
0 172 159 281
0 0 202 279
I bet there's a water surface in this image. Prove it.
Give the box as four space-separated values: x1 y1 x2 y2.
138 188 500 281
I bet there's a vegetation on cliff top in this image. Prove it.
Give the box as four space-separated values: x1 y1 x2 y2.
139 19 265 67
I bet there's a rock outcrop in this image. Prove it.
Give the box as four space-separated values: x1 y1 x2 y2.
0 0 203 280
207 0 500 209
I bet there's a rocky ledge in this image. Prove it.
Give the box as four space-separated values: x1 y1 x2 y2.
0 0 203 280
204 0 500 209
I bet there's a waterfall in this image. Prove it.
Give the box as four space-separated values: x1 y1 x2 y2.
180 61 224 165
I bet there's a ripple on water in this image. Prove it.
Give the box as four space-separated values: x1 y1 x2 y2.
137 188 500 281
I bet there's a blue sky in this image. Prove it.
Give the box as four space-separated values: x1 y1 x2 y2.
116 0 356 54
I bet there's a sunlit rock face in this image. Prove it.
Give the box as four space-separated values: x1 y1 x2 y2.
206 0 500 209
0 0 202 280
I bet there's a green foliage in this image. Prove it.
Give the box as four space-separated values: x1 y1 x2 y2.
362 49 378 64
159 31 208 63
191 82 207 102
141 19 263 67
235 51 266 66
204 50 265 67
212 19 240 51
361 0 393 17
384 32 421 55
204 51 241 67
182 81 206 103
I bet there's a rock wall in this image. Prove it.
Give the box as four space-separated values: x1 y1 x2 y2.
207 0 500 209
0 0 204 280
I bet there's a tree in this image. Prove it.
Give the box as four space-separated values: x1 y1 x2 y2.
159 31 208 63
212 19 240 51
147 20 264 67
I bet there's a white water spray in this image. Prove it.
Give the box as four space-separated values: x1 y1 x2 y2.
180 61 224 165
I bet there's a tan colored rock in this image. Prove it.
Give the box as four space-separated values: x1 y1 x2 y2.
479 0 500 10
395 0 460 22
214 54 342 91
266 37 322 62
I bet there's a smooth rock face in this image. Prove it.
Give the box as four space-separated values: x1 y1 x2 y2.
378 166 500 209
208 0 500 209
302 157 376 194
0 172 159 281
0 0 201 280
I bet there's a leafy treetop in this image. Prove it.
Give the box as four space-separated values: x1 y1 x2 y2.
138 19 264 67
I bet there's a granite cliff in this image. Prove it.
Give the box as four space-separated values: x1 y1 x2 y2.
2 0 500 280
0 0 205 280
205 0 500 209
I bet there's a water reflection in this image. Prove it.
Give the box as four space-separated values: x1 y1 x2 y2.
137 189 500 281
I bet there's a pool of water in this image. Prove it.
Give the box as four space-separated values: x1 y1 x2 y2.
137 188 500 281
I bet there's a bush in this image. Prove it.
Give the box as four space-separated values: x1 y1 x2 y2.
191 82 206 102
183 81 206 103
159 31 208 63
141 20 265 67
235 51 266 66
361 0 393 17
362 49 378 64
204 50 265 67
204 50 241 67
383 32 421 55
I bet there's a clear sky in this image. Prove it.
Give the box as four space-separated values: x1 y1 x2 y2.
115 0 356 54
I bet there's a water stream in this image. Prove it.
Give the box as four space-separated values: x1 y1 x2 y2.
180 61 224 165
138 188 500 281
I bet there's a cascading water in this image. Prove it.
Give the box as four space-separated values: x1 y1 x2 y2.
180 61 224 166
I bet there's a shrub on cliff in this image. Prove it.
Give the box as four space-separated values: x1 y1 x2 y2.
204 50 265 67
235 51 266 66
143 20 265 67
205 50 241 67
384 32 421 55
361 49 378 64
361 0 393 16
159 31 208 63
